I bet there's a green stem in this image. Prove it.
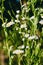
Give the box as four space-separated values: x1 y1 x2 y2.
18 55 20 65
20 0 22 9
8 49 12 65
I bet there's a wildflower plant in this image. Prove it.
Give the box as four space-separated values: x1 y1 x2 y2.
0 0 43 65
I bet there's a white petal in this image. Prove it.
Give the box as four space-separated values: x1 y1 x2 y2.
20 23 27 28
16 15 19 18
28 35 38 40
22 17 25 20
15 20 20 23
39 20 43 25
13 50 24 54
16 10 20 13
41 15 43 18
16 27 18 30
30 16 34 19
6 21 14 27
22 38 25 41
24 34 29 38
18 45 24 49
26 46 29 49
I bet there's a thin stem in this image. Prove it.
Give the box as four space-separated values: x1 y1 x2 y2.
20 0 22 10
9 50 12 65
18 55 20 65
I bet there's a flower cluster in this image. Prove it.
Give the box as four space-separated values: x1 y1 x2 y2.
1 1 43 65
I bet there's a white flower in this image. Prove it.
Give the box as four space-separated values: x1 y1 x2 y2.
2 22 6 27
13 50 24 54
26 46 29 49
22 38 25 41
24 34 29 38
22 17 25 20
28 30 30 33
35 8 39 11
16 10 20 13
18 45 24 49
19 31 21 34
18 45 29 49
16 27 18 30
15 20 20 23
25 28 27 30
41 15 43 18
20 23 27 28
6 21 15 27
30 16 34 19
39 20 43 25
28 35 38 40
16 15 19 18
